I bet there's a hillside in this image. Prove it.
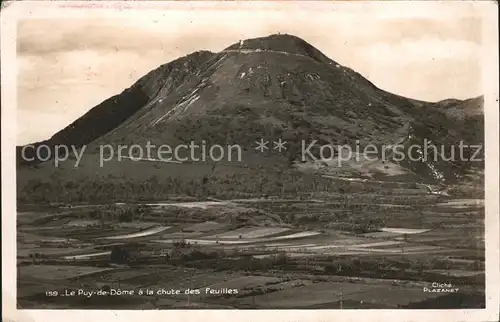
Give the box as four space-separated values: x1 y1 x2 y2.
435 95 484 120
16 34 484 203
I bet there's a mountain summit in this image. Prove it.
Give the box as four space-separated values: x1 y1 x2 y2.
224 34 335 64
18 34 484 184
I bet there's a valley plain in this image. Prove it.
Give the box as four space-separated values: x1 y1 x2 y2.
17 159 485 309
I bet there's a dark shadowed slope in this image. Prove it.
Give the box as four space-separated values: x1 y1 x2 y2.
17 51 216 162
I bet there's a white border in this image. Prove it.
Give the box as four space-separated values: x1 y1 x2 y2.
1 1 499 322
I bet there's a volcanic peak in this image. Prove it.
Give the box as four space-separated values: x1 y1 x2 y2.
224 34 333 64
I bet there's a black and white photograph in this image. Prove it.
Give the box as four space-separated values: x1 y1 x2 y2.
1 1 499 321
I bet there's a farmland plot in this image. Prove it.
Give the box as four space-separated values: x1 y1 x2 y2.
96 226 170 240
19 265 115 280
380 228 431 234
210 227 291 239
244 281 377 308
183 221 230 233
203 275 281 290
341 287 449 308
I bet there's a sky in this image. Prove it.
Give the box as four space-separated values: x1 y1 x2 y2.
15 2 484 145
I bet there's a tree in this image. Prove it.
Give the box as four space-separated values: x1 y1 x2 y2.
101 285 111 294
118 209 134 222
274 252 288 265
110 246 130 264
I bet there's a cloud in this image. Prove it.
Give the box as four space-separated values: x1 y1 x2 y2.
17 20 160 55
17 109 71 144
15 12 484 144
363 38 479 63
354 37 481 100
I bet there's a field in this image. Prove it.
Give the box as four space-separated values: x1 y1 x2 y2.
17 173 485 309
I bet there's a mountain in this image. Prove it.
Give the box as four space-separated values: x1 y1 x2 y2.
17 34 484 187
435 95 484 120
